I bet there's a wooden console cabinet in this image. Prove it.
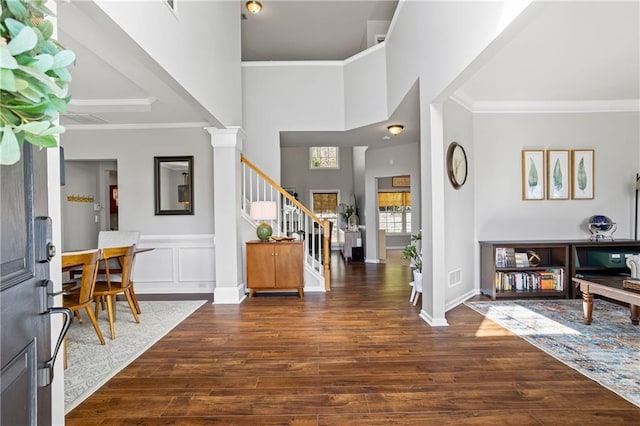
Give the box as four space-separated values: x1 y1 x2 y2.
246 240 304 298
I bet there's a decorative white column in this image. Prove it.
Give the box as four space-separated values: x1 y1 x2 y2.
423 104 448 326
207 127 246 304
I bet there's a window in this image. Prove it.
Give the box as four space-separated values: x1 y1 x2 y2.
310 147 339 169
378 191 411 234
311 191 339 244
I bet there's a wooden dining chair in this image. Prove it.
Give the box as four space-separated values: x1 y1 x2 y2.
97 231 142 314
93 245 140 339
62 249 105 368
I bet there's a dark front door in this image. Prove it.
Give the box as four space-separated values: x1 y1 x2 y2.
1 145 56 425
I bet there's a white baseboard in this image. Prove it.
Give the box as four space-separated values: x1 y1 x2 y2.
445 289 479 312
214 283 246 304
420 310 449 327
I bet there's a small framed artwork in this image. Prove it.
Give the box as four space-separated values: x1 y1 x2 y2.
522 150 545 200
571 149 594 200
392 175 410 187
546 150 570 200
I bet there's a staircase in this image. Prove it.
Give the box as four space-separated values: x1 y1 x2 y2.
240 155 331 291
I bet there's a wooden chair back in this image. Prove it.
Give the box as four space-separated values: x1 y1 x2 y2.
99 245 135 290
61 249 100 306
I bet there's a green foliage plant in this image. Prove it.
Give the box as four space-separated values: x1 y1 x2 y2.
401 230 422 272
0 0 75 165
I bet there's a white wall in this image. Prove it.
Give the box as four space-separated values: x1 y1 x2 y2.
344 46 388 129
242 63 345 179
280 147 354 209
94 0 242 126
443 100 476 307
62 161 100 251
61 127 214 235
474 112 640 240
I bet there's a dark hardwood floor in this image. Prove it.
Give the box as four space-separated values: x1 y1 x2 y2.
66 253 640 425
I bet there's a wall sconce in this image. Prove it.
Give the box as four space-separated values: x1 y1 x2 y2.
177 172 190 208
250 201 277 241
387 124 404 136
246 0 262 14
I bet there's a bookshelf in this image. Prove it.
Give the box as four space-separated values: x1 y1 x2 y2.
481 239 640 300
480 241 569 300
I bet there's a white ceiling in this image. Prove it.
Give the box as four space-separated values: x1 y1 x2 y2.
58 1 639 147
454 1 640 109
241 1 398 61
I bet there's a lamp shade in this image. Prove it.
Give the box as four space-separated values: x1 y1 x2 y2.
250 201 277 241
250 201 277 221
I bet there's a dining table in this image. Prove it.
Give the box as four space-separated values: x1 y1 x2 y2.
62 246 155 317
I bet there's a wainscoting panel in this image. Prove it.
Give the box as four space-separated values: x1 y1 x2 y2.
133 234 215 294
134 248 173 282
179 247 215 282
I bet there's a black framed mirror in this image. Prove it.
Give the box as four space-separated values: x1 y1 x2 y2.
154 156 194 215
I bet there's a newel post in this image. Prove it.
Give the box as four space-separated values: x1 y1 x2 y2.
207 127 246 304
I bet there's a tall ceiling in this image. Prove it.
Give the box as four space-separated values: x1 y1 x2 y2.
241 1 398 61
57 1 639 148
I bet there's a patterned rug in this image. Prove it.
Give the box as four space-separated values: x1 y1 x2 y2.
64 300 206 413
465 299 639 407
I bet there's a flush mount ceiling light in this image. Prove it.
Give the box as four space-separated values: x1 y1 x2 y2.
387 124 404 136
246 0 262 14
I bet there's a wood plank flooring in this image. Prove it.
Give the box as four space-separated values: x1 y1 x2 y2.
66 254 640 425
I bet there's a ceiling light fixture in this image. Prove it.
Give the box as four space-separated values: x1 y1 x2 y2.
387 124 404 136
246 0 262 14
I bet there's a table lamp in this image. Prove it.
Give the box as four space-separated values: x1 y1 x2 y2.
250 201 277 241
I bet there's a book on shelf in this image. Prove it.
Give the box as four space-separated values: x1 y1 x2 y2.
495 248 516 267
494 268 564 292
514 252 530 267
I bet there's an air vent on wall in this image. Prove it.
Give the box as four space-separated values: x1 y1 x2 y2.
63 114 109 125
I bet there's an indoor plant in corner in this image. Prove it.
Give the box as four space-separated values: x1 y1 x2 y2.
402 230 422 302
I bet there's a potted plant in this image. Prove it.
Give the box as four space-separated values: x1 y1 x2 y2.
402 230 422 271
402 231 423 302
0 0 75 165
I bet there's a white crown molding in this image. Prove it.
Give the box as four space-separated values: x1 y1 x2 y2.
240 42 384 69
62 122 212 131
242 60 343 68
449 93 474 113
68 97 157 113
449 93 640 114
344 42 385 65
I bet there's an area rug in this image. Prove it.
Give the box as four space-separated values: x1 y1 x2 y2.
64 300 206 413
465 299 639 407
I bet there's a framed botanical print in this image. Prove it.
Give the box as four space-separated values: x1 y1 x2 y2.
522 150 545 200
571 149 594 200
547 150 570 200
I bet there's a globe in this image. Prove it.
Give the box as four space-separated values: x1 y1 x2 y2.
589 215 614 232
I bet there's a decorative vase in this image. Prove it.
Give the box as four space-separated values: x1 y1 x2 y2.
256 223 273 241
